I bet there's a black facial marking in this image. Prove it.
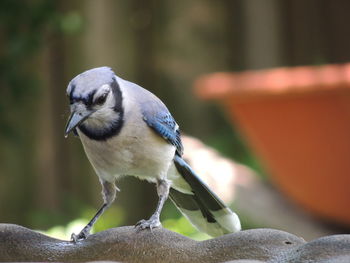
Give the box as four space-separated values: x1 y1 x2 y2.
110 78 123 113
78 77 124 141
86 89 97 108
69 87 97 107
69 84 76 104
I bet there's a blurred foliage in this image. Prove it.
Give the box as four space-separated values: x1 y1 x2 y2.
59 11 83 35
40 201 211 241
27 194 91 229
41 215 210 241
38 204 125 240
0 0 52 140
0 0 83 141
40 218 89 241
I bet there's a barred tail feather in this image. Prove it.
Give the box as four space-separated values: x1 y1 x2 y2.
170 155 241 237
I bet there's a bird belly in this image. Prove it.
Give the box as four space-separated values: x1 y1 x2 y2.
78 125 176 183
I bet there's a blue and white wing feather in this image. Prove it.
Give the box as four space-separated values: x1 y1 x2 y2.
142 110 183 156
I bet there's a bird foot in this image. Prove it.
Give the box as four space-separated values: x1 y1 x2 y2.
71 227 91 243
135 215 161 231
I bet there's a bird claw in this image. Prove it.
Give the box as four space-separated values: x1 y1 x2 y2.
71 228 90 243
135 216 161 231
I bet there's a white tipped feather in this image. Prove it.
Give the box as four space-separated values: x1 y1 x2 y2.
174 207 240 237
169 161 241 237
212 208 241 233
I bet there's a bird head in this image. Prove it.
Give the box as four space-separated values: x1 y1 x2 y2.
65 67 123 139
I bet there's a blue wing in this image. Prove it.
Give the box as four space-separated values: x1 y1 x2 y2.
124 79 184 156
143 110 183 156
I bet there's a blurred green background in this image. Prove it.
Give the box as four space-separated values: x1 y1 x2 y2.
1 0 350 240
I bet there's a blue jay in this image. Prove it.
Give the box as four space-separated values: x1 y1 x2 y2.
65 67 241 242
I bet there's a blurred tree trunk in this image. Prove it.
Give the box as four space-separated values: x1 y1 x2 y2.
35 0 77 227
241 0 283 69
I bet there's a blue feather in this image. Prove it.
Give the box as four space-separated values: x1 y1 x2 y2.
143 111 183 156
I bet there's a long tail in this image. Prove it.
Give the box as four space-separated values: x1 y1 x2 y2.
169 155 241 237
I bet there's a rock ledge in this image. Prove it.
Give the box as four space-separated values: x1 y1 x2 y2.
0 224 349 262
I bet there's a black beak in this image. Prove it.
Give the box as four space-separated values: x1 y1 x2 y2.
65 111 93 138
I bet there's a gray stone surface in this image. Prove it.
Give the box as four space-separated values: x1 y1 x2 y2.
0 224 349 262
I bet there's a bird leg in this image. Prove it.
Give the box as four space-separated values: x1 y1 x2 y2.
71 180 117 242
136 179 170 230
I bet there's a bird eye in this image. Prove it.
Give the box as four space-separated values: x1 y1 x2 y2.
95 93 108 105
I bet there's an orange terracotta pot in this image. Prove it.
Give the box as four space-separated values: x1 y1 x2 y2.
194 63 350 226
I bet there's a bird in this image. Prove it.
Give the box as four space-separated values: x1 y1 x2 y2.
64 66 241 242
